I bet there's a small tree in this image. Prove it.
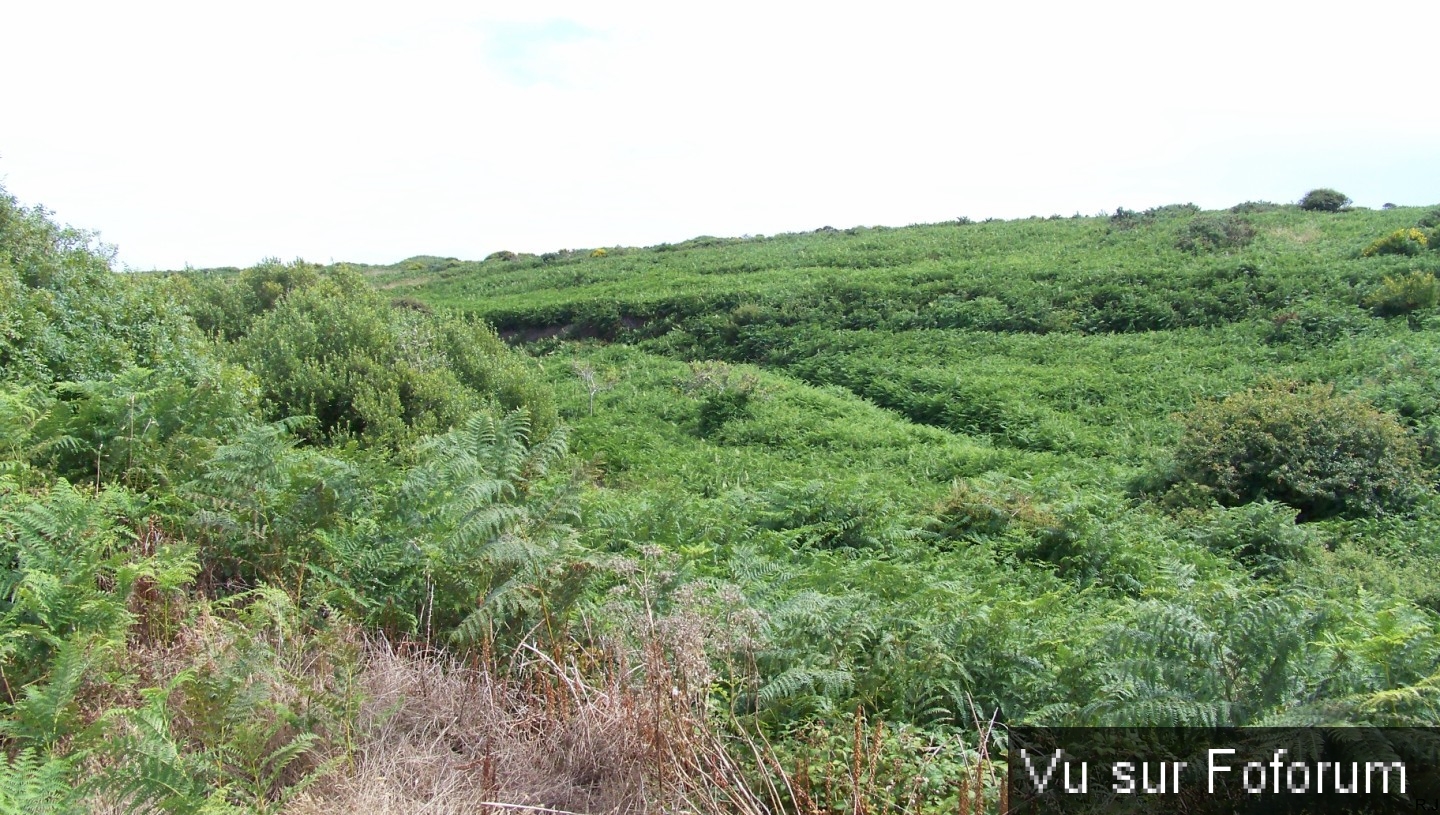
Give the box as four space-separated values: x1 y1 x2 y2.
1299 188 1352 212
572 361 617 416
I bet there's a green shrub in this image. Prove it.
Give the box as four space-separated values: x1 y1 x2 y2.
401 409 581 643
233 271 554 446
1263 305 1372 346
0 188 207 387
1109 204 1200 233
1362 228 1429 257
1169 380 1428 519
1108 207 1146 231
1363 271 1439 317
1298 188 1351 212
1175 214 1257 253
1144 203 1201 219
698 387 754 437
754 480 900 550
1230 200 1280 214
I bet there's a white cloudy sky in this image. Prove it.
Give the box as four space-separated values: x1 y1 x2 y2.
4 1 1436 270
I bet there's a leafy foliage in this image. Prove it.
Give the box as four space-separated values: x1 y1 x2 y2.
402 409 582 643
1168 380 1429 519
1363 228 1429 257
1187 501 1312 577
0 749 82 815
1174 213 1256 253
186 417 357 588
1 479 196 697
0 189 205 387
1299 188 1352 212
229 266 555 447
1363 271 1439 317
685 361 761 438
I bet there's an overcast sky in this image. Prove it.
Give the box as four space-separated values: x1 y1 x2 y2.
4 1 1437 270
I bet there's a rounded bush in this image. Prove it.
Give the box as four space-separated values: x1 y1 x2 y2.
1299 188 1352 212
1170 380 1428 520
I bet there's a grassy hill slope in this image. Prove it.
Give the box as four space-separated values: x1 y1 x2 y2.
371 200 1440 728
6 184 1440 812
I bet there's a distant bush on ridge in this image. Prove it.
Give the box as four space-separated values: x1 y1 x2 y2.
1299 188 1351 212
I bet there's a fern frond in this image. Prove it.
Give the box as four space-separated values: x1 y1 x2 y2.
1 636 93 746
0 748 81 815
757 667 854 708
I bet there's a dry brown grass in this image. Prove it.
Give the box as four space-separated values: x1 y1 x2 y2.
284 633 771 815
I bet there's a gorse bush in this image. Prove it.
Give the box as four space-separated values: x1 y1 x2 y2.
1169 380 1429 519
1363 271 1439 317
1108 203 1200 232
1362 228 1429 257
1229 200 1281 214
1299 188 1351 212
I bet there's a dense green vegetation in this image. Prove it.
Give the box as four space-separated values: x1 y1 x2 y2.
3 183 1440 812
382 194 1440 727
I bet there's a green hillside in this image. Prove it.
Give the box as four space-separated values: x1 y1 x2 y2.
3 185 1439 812
375 201 1440 723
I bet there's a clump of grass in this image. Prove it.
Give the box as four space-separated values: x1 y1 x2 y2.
284 628 769 815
